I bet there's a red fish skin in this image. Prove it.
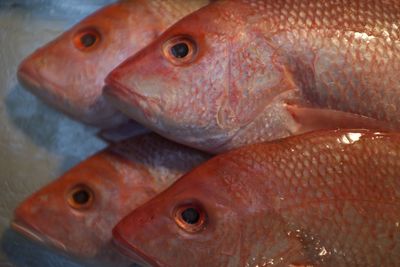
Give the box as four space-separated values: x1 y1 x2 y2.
12 133 209 264
113 129 400 267
17 0 210 129
105 0 400 152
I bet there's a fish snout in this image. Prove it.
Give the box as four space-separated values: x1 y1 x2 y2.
112 230 157 267
105 39 167 101
104 65 164 128
12 202 45 244
112 208 164 267
17 56 43 93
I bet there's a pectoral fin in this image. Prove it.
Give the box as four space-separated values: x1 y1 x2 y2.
285 104 398 135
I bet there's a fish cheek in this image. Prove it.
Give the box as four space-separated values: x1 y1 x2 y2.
217 33 285 130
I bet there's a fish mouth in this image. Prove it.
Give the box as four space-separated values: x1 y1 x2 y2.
104 78 162 127
17 62 64 109
11 218 68 253
112 229 161 267
11 219 45 244
18 62 119 127
17 63 43 93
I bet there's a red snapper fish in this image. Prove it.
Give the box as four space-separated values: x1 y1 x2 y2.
113 129 400 267
17 0 210 129
12 134 209 265
105 0 400 152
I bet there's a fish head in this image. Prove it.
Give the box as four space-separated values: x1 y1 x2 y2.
112 162 236 267
113 149 313 266
17 1 166 128
113 154 284 267
12 150 158 259
105 1 285 152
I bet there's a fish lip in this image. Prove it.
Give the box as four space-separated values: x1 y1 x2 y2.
11 218 68 254
104 77 162 124
112 229 162 267
18 62 117 127
17 63 43 92
11 219 45 244
104 76 149 105
17 62 60 105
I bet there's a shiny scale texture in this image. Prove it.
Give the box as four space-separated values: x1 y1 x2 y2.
113 129 400 267
105 0 400 152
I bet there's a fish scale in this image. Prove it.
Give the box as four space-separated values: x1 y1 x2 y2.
251 0 400 119
113 129 400 266
146 0 210 26
105 0 400 152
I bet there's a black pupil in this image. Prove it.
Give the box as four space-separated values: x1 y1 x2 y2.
181 208 200 224
80 33 96 47
73 189 90 205
170 43 189 58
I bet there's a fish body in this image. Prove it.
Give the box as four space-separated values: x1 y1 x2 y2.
17 0 210 128
106 0 400 152
113 129 400 267
12 133 209 265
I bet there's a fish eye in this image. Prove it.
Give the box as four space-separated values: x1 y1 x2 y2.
162 36 197 65
171 43 189 58
67 185 94 210
73 28 101 51
174 204 206 233
182 208 199 224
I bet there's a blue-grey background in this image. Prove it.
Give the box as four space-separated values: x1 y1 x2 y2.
0 1 116 266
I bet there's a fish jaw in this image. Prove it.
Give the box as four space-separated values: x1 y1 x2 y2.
104 38 166 125
17 55 64 110
105 69 237 153
11 194 73 255
112 205 171 267
17 51 129 129
103 79 162 129
11 219 45 245
17 59 42 94
112 230 160 267
11 217 68 254
104 32 248 152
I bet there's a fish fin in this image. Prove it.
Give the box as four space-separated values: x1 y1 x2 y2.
285 103 397 135
97 120 149 143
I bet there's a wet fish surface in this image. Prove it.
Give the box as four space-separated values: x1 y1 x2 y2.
12 133 209 266
17 0 210 129
106 0 400 152
113 129 400 267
